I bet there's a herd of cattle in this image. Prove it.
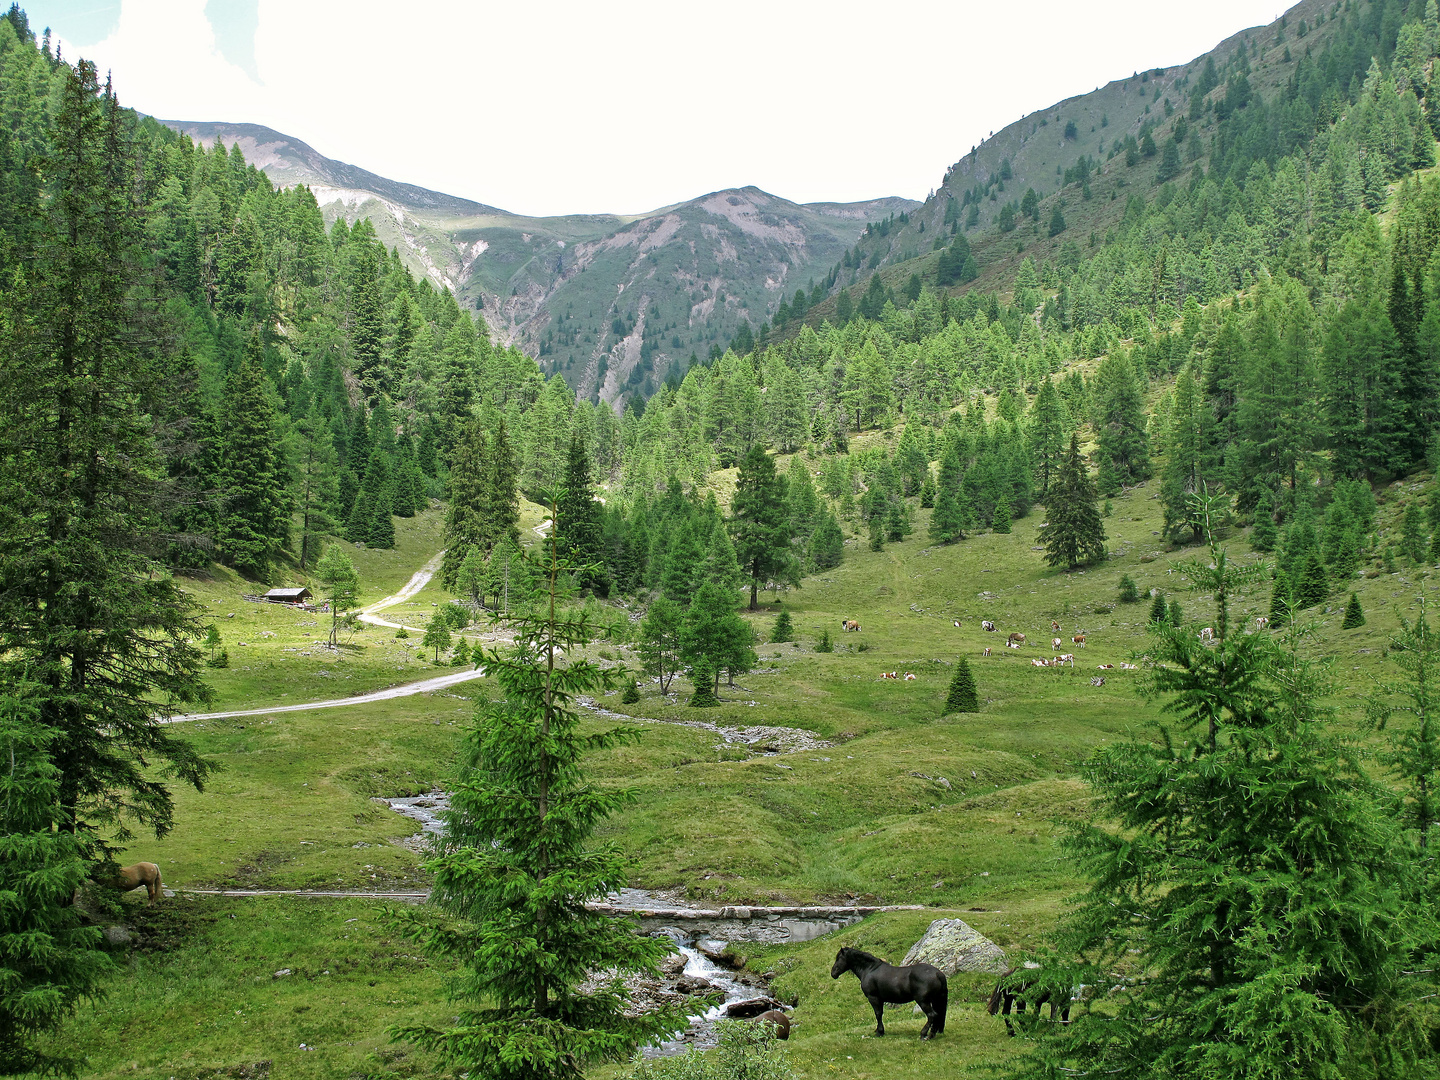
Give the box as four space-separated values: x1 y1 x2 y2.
852 614 1262 683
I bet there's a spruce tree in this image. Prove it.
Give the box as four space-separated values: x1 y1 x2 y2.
1117 574 1140 603
0 688 111 1075
0 59 214 851
1039 434 1106 569
556 434 605 593
1402 502 1429 565
1149 590 1168 623
771 609 794 643
450 638 470 667
620 677 640 705
1250 487 1278 551
930 442 968 544
1269 569 1293 622
993 495 1013 534
807 510 844 571
731 445 795 609
216 342 290 579
1297 550 1329 607
943 657 979 714
293 415 339 570
688 661 720 707
485 418 521 551
816 628 834 652
1367 598 1440 848
393 541 680 1077
1342 591 1366 628
1010 528 1432 1080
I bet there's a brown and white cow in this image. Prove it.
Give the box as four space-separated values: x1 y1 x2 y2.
982 620 997 633
1072 634 1086 648
1052 637 1063 651
982 647 992 657
1007 633 1026 647
842 620 861 632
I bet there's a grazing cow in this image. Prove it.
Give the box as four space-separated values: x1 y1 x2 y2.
1072 634 1086 647
1052 637 1062 651
1090 676 1106 687
982 647 992 657
1051 621 1061 632
1007 633 1026 647
982 620 997 633
1097 664 1114 670
1255 616 1269 629
1057 653 1075 666
1199 627 1215 643
842 620 862 632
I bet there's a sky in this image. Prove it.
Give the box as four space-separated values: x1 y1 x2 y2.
22 0 1291 218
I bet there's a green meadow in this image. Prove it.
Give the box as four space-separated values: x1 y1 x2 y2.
49 465 1434 1079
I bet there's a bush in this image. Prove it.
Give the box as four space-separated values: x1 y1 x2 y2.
621 679 640 704
815 629 833 653
1117 574 1140 603
770 610 794 643
395 627 409 639
205 649 229 669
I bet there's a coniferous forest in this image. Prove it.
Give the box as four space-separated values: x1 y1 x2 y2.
10 0 1440 1076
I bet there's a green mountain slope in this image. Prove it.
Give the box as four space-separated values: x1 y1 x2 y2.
160 119 915 405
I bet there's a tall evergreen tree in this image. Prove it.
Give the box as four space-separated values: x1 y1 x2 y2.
314 544 360 648
1028 377 1067 497
393 542 680 1078
555 434 606 594
292 415 338 570
441 421 491 590
216 343 290 579
730 445 794 610
1094 353 1150 491
1039 434 1106 569
0 59 215 851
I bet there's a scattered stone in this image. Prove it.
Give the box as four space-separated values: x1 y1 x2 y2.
901 918 1008 976
273 968 292 978
103 925 132 946
723 996 785 1019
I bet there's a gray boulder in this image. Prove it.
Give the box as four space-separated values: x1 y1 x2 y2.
901 918 1007 976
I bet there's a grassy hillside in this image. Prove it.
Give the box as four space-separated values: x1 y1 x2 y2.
53 450 1432 1077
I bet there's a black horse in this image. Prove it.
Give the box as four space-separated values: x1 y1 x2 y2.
986 966 1074 1036
830 946 948 1039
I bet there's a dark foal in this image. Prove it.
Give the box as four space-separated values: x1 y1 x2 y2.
830 946 948 1040
986 967 1073 1036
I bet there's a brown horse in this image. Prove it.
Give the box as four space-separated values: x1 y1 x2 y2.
753 1010 790 1040
108 862 164 905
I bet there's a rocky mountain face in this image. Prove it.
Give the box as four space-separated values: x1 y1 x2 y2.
161 119 915 404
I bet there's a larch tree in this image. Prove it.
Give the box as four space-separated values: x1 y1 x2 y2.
314 544 360 648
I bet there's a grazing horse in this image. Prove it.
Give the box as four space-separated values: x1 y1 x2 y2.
842 620 862 632
987 967 1071 1037
106 862 164 906
981 620 997 633
831 946 947 1039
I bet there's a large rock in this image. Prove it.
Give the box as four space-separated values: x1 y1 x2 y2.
901 918 1007 976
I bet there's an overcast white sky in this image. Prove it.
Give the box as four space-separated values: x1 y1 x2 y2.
25 0 1289 217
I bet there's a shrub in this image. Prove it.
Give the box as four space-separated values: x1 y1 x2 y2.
621 678 641 704
1118 574 1140 603
206 649 229 669
623 1018 792 1080
815 629 833 653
